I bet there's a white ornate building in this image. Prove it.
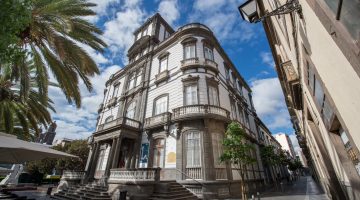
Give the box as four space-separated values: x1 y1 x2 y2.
82 13 286 199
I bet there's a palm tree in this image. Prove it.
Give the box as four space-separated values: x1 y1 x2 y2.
0 65 54 139
19 0 107 107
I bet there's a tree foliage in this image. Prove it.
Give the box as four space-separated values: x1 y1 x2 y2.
0 0 106 137
220 122 256 200
26 140 89 175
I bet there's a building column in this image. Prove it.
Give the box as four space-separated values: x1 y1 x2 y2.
104 138 117 177
85 145 94 172
111 136 122 169
130 141 139 169
87 142 100 180
202 119 215 181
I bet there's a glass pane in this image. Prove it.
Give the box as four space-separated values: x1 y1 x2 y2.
160 58 167 72
155 96 167 115
323 0 340 13
314 78 324 107
340 0 360 40
322 98 333 126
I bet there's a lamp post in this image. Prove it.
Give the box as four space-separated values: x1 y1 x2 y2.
238 0 302 23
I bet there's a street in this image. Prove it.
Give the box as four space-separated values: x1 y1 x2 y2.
259 176 329 200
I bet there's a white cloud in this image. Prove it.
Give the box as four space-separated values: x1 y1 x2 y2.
189 0 257 43
158 0 180 26
250 77 292 129
102 0 147 63
260 52 274 68
49 65 122 141
86 0 121 22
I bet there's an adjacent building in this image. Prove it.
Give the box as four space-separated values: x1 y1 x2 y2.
80 13 286 199
238 0 360 199
274 133 296 158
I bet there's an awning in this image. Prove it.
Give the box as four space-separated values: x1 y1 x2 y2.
0 132 77 164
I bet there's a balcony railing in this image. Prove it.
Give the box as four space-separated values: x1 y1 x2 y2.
172 105 230 121
144 112 171 129
97 117 141 132
185 167 202 180
154 70 170 84
181 58 199 69
62 170 85 180
108 168 161 182
204 59 219 73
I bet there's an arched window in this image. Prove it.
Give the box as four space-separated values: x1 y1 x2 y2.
104 116 113 123
154 95 168 115
126 101 136 119
153 138 165 168
186 132 201 167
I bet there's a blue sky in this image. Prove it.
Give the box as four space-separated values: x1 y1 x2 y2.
50 0 295 144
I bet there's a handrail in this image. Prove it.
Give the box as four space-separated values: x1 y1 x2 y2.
174 168 205 187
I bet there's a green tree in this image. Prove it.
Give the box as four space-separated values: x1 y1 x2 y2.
0 64 54 138
220 122 256 200
26 140 89 175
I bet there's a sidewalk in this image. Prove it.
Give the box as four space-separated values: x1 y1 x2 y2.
257 176 329 200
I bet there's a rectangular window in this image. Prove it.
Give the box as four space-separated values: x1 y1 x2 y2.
225 67 230 80
204 46 214 60
186 132 201 167
322 97 333 127
324 0 360 40
185 85 198 105
314 78 324 107
159 57 167 72
155 96 168 115
128 74 135 90
238 81 243 96
184 44 196 59
112 83 120 97
208 85 219 106
245 112 250 128
135 70 142 87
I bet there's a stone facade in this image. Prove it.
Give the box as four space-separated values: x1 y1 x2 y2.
251 0 360 199
84 13 287 199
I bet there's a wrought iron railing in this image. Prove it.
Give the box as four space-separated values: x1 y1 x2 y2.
97 117 141 131
108 168 161 182
144 112 171 129
172 105 230 120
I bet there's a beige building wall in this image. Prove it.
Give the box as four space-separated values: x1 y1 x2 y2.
258 0 360 199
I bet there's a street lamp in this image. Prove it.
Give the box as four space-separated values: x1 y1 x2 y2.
238 0 302 23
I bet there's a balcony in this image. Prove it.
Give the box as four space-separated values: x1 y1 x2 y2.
108 168 161 182
280 61 302 110
181 58 199 70
97 103 104 113
204 59 219 73
154 70 170 84
144 112 171 130
106 97 117 108
172 104 230 122
97 117 141 132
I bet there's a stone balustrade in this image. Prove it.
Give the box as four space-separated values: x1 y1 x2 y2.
180 58 199 69
172 105 230 121
108 168 161 182
61 170 85 180
185 167 202 180
204 59 219 73
97 117 141 132
144 112 171 129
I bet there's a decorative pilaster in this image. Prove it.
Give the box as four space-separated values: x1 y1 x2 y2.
112 136 122 168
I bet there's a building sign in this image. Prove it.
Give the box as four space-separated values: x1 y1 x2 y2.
140 143 149 164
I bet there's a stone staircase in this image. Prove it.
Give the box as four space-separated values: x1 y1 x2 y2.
149 181 199 200
51 183 111 200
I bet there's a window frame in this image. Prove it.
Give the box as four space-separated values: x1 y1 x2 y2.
185 131 201 167
125 101 136 119
153 94 169 116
